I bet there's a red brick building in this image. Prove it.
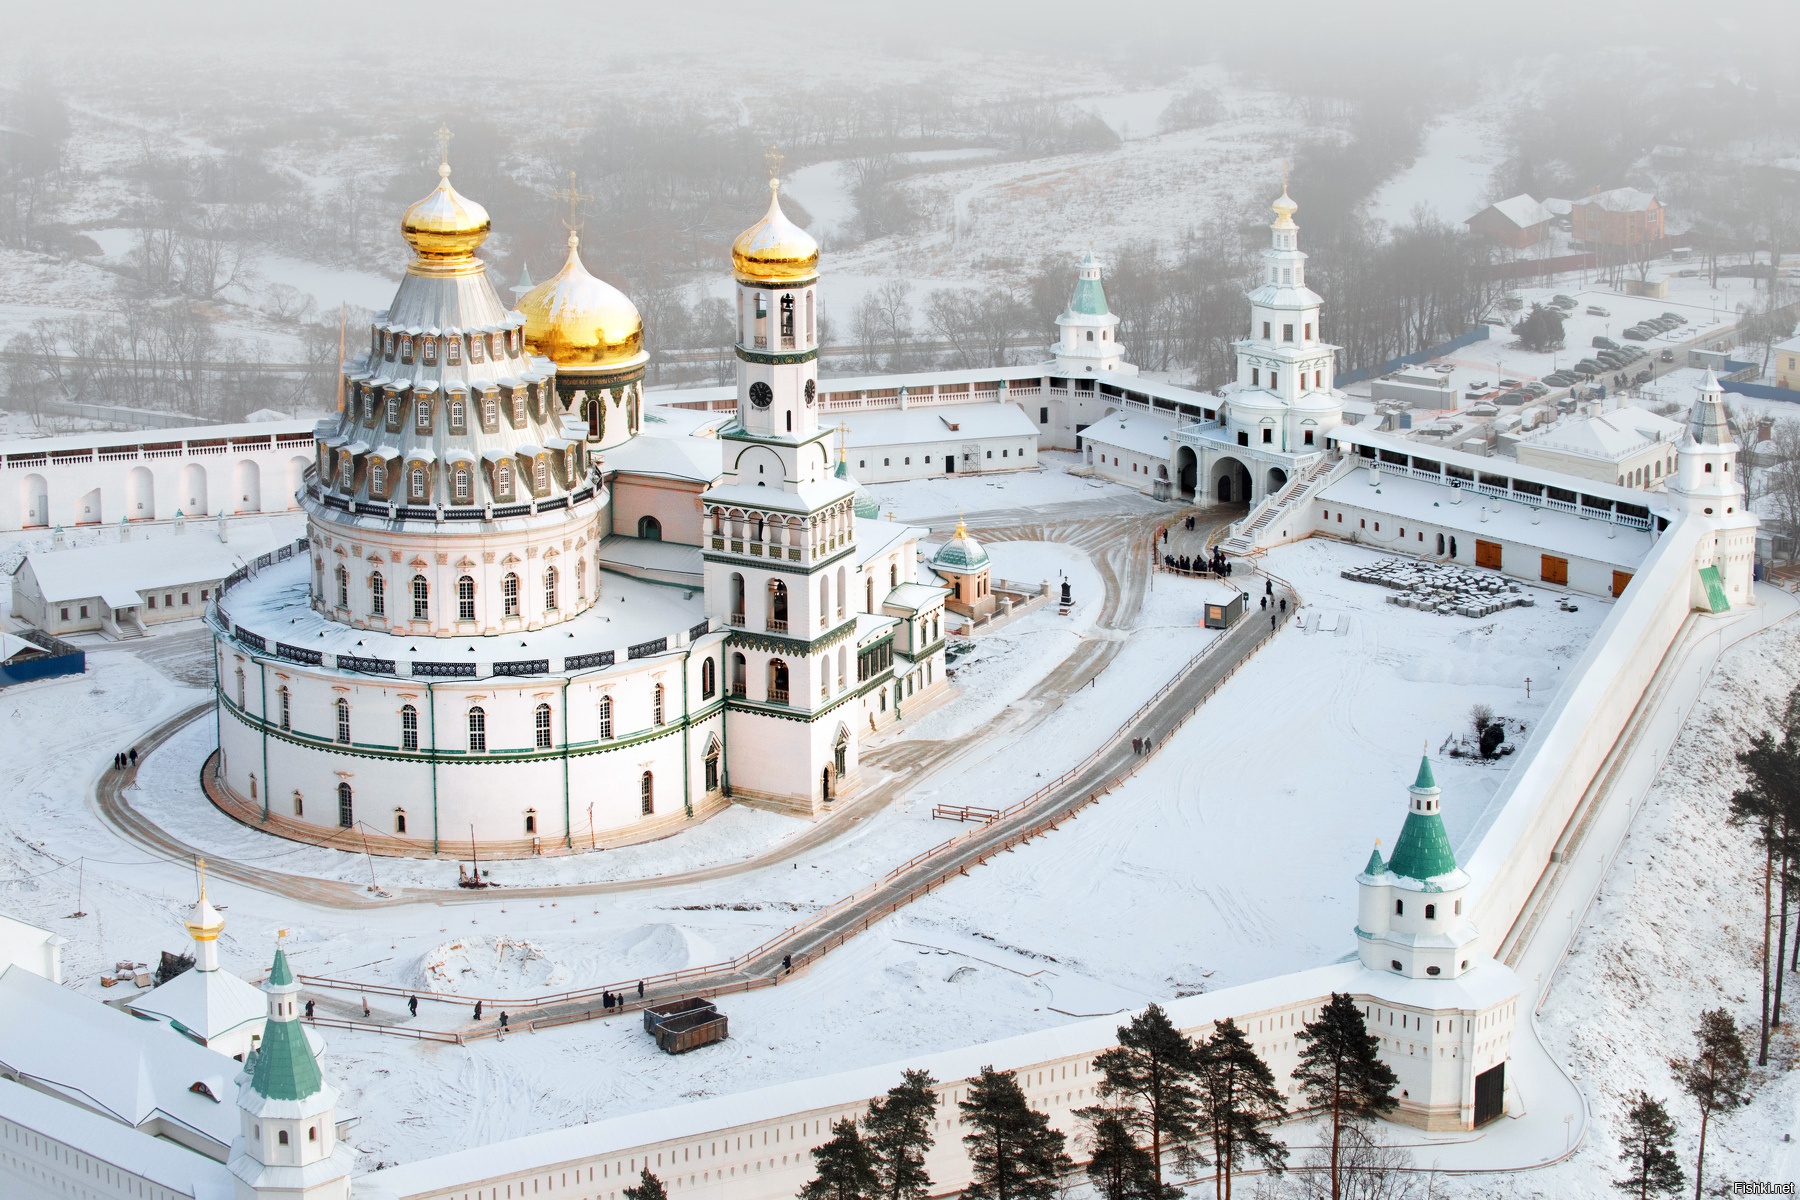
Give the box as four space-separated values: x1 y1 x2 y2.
1570 187 1664 246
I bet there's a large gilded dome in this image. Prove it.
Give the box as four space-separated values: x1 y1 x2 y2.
731 179 819 284
402 162 491 261
518 232 645 370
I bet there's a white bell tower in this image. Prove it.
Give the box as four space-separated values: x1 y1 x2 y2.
1668 371 1758 610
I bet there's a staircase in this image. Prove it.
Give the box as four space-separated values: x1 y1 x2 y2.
1219 453 1349 557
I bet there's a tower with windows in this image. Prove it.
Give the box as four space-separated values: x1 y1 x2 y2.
228 942 353 1200
1667 371 1758 610
701 178 862 812
1052 253 1132 375
1355 756 1479 980
1223 187 1344 454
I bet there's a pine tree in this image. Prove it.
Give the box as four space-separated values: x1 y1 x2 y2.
1075 1104 1165 1200
1292 992 1398 1200
1730 685 1800 1066
622 1169 668 1200
1090 1003 1205 1192
1672 1009 1751 1200
1612 1091 1683 1198
864 1069 938 1200
960 1065 1073 1200
800 1118 878 1200
1196 1017 1288 1200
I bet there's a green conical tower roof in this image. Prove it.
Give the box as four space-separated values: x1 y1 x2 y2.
250 947 323 1102
1385 755 1459 882
1067 252 1110 316
1363 843 1386 876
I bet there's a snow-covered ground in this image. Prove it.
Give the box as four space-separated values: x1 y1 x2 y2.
868 454 1139 522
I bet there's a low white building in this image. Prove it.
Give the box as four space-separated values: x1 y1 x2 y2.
0 915 62 984
10 519 305 639
1512 404 1683 489
1081 409 1180 494
837 401 1039 483
126 873 275 1063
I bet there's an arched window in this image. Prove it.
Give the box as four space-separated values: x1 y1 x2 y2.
422 336 437 365
544 566 559 612
411 575 429 620
597 695 613 739
769 658 790 703
457 575 475 622
534 458 549 493
447 337 461 365
1424 904 1436 920
293 791 304 817
278 1130 289 1146
335 564 348 608
415 398 431 432
453 467 470 503
889 563 898 589
731 652 747 697
640 771 654 816
1395 899 1404 915
369 572 385 617
577 560 587 602
249 773 257 799
503 573 520 617
653 683 665 726
837 566 847 618
409 467 426 501
371 460 386 494
336 782 352 828
278 687 290 731
524 810 537 834
780 293 795 347
400 704 418 751
705 741 720 791
767 579 788 632
701 657 716 699
335 698 350 744
449 400 466 434
534 703 552 749
638 515 662 540
866 576 874 611
729 573 746 624
233 666 247 708
819 577 829 629
394 811 407 834
467 706 486 752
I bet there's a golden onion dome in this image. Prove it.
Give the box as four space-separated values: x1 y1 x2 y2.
401 161 491 261
518 232 645 370
731 179 819 284
1271 186 1298 228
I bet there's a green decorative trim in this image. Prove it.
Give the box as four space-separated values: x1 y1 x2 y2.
719 425 835 451
218 691 726 765
735 346 818 366
727 670 889 723
724 618 858 656
553 365 645 388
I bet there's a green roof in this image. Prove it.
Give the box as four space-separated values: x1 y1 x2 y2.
1699 565 1729 613
1364 844 1386 876
1413 755 1436 790
932 538 989 571
1068 254 1110 316
249 949 322 1102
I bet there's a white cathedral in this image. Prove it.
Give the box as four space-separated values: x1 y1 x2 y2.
210 162 948 855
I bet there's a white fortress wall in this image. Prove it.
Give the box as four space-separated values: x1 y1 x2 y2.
0 420 317 531
369 962 1518 1200
0 1078 232 1200
1460 512 1705 960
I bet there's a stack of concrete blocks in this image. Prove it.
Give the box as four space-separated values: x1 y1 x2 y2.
1341 558 1536 618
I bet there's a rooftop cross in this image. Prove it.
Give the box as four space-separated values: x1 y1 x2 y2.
553 169 593 233
435 124 454 171
765 143 785 182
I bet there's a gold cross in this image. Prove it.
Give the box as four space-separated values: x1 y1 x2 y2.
552 169 593 232
436 123 454 169
1282 160 1289 193
765 143 785 182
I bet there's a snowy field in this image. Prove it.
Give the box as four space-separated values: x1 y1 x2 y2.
867 453 1140 522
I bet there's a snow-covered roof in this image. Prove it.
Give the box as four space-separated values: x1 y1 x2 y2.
0 912 60 981
594 535 704 580
128 966 267 1049
1476 195 1553 229
839 402 1038 449
0 1077 235 1200
1573 187 1658 213
603 432 722 484
881 582 947 612
1316 469 1653 569
1772 334 1800 355
1522 406 1682 462
1080 409 1177 459
0 966 241 1155
12 522 301 606
0 419 315 459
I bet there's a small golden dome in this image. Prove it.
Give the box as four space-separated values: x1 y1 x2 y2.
402 161 491 261
731 179 819 284
1271 187 1298 228
184 862 225 943
518 232 645 370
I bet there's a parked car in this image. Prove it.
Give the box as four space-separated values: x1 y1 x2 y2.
1544 371 1575 386
1499 378 1521 389
1525 382 1550 396
1466 380 1489 390
1576 358 1604 372
1482 316 1508 326
1586 306 1611 317
1662 312 1687 325
1660 348 1675 362
1622 327 1651 340
1592 336 1620 350
1553 294 1578 308
1498 390 1528 405
1597 353 1627 368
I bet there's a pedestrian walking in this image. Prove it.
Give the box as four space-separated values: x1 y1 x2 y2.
637 980 645 999
361 995 370 1018
498 1011 508 1039
1132 737 1142 754
1270 613 1276 629
304 999 314 1019
129 748 137 765
407 995 418 1017
1260 595 1267 610
474 1000 483 1021
1265 579 1273 596
1280 598 1287 612
783 953 792 973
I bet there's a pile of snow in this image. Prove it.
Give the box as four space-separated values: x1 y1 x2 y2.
417 937 569 994
1342 557 1535 618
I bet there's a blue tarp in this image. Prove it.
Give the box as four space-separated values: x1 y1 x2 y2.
1720 380 1800 404
0 649 85 688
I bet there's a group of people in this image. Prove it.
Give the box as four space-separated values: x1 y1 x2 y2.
601 980 647 1011
111 748 138 770
1164 549 1232 577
